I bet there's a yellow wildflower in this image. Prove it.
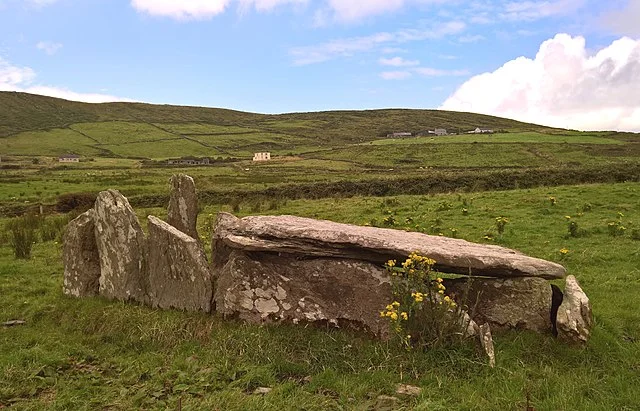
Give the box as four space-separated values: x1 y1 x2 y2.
386 260 396 268
400 312 408 320
392 301 400 308
389 312 398 321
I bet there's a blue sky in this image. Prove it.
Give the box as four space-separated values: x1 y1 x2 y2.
1 0 639 130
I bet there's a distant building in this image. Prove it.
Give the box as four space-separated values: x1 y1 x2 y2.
468 128 494 134
59 154 80 163
167 157 211 166
253 152 271 162
386 132 412 138
434 128 448 136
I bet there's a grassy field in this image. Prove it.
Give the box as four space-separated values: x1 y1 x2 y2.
1 182 640 409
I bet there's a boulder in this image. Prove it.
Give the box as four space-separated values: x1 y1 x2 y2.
556 275 593 345
62 209 101 297
213 213 565 279
93 190 148 303
167 174 199 240
213 250 392 335
444 277 553 333
147 216 213 312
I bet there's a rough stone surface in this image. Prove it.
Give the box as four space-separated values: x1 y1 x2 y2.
94 190 148 303
213 250 392 335
444 277 553 333
62 209 100 297
147 216 213 312
213 213 566 279
396 384 422 396
167 174 199 240
479 323 496 368
556 275 593 345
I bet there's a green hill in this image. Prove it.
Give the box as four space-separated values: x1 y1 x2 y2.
0 92 567 159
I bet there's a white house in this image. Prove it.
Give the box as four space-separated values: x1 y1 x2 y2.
434 128 448 136
59 154 80 163
253 152 271 162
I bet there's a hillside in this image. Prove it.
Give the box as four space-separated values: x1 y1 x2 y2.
0 92 553 148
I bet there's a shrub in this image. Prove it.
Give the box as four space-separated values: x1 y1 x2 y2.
9 218 37 259
495 217 509 235
381 253 468 349
55 192 97 213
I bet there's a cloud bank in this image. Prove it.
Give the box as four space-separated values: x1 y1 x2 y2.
0 57 132 103
441 34 640 132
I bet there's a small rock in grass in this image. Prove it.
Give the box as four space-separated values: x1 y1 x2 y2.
556 275 593 345
252 387 272 395
396 384 422 396
2 320 26 327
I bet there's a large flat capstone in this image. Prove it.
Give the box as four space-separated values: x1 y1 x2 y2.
94 190 148 303
62 209 100 297
147 216 213 312
213 213 566 279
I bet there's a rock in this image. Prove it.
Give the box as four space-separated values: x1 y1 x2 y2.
167 174 199 240
147 216 213 312
213 250 392 335
444 277 553 333
556 275 593 345
252 387 272 395
374 395 399 411
396 384 422 396
93 190 148 303
478 323 496 368
62 209 100 297
213 213 565 279
2 320 26 327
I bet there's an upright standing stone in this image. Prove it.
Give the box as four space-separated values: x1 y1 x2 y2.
93 190 147 303
147 216 213 312
556 275 593 345
62 209 100 297
167 174 199 240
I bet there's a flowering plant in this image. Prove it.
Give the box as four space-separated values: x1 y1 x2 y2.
381 252 465 349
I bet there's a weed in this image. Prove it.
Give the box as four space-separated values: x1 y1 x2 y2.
495 216 509 235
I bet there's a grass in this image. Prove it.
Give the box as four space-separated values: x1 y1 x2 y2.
369 131 625 145
1 182 640 409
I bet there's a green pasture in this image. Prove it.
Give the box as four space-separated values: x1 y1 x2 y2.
1 182 640 409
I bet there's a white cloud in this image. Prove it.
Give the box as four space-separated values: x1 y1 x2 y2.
131 0 231 20
379 56 420 67
381 70 412 80
441 34 640 132
0 56 132 103
501 0 585 21
131 0 306 20
415 67 469 76
321 0 454 23
602 0 640 37
290 21 465 65
36 41 63 55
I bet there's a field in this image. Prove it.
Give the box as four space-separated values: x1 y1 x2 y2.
1 92 640 409
2 183 640 409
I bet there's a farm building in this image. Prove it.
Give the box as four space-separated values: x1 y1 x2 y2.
253 152 271 162
468 128 494 134
434 128 448 136
59 154 80 163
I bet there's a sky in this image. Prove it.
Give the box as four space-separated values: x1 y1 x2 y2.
1 0 640 131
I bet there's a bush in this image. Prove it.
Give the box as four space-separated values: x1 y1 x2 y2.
381 253 468 349
55 192 97 213
9 217 37 259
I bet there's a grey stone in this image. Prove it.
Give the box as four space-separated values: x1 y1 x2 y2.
252 387 272 395
213 213 565 279
444 277 553 333
93 190 148 303
147 216 213 312
167 174 199 240
396 384 422 396
556 275 593 345
478 323 496 368
62 209 100 297
213 250 392 335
